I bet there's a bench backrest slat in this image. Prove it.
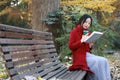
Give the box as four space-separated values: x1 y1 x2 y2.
4 49 56 59
0 24 33 34
2 44 55 52
0 39 54 45
0 31 33 39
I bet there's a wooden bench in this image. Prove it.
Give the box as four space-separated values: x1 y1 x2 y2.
0 24 87 80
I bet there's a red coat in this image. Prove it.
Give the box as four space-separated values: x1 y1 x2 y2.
68 25 93 73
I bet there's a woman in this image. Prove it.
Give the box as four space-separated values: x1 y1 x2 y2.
68 14 111 80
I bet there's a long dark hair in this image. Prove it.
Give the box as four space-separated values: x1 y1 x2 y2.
77 14 92 27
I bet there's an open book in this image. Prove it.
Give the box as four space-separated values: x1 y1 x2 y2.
84 31 104 43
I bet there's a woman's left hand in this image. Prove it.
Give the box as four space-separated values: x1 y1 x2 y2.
89 41 95 48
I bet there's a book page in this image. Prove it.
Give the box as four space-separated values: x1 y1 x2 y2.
84 31 103 43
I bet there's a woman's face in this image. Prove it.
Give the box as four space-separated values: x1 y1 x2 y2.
82 18 91 30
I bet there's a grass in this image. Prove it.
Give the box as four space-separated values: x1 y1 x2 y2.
0 58 8 79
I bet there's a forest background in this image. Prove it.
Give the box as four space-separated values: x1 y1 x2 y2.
0 0 120 63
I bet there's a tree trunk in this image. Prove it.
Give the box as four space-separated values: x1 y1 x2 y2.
31 0 60 31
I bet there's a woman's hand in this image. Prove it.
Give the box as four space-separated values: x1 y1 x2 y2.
89 41 95 48
81 35 88 43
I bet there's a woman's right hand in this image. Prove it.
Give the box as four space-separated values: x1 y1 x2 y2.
81 35 88 43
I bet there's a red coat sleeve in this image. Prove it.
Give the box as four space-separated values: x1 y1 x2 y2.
68 30 82 51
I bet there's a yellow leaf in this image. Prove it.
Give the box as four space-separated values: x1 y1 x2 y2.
37 76 43 80
0 73 7 78
61 0 117 13
20 16 24 20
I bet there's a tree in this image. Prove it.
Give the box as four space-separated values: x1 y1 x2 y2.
61 0 117 24
31 0 60 31
0 0 31 28
108 0 120 49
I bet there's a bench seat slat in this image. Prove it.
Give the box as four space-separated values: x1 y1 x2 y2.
60 71 75 79
65 71 86 80
70 71 83 80
12 75 21 80
43 66 67 79
12 62 61 80
39 64 63 77
49 67 68 79
57 71 86 80
57 70 70 79
64 71 79 79
75 71 86 80
10 61 60 76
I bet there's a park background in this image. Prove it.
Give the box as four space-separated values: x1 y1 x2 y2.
0 0 120 80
